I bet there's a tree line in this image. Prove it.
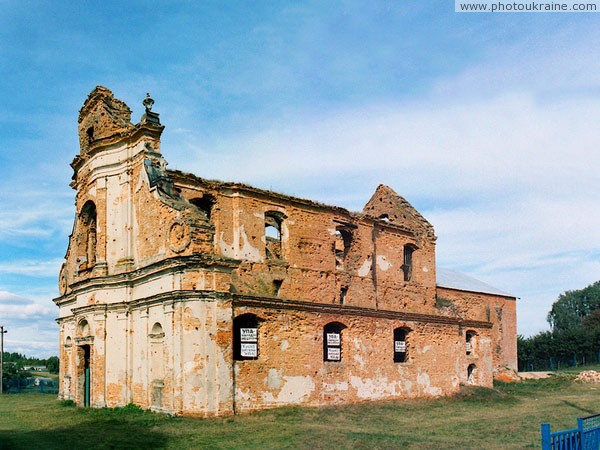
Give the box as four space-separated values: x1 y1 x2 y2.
2 352 59 390
518 280 600 371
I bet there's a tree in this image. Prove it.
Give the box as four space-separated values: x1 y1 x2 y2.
547 281 600 332
46 356 59 374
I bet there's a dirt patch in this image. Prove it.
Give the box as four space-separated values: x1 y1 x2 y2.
518 371 553 379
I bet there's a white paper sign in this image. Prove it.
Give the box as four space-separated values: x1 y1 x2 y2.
395 341 406 353
240 343 257 357
327 347 341 361
326 332 340 346
240 328 258 343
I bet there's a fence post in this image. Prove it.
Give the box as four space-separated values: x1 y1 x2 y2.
549 356 553 370
574 353 577 367
577 417 584 448
541 423 551 450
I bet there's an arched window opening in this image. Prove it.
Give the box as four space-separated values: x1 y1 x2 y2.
233 314 260 361
334 227 353 270
65 336 73 347
265 212 285 260
467 363 477 384
79 201 97 270
394 328 410 363
323 322 346 362
190 194 216 220
466 330 476 355
402 244 416 282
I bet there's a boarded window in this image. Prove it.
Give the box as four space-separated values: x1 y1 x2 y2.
323 322 346 362
233 314 259 361
394 328 409 363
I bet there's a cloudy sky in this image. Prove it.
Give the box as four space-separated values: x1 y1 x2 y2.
1 1 599 358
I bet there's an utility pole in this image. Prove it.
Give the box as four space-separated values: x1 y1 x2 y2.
0 325 6 394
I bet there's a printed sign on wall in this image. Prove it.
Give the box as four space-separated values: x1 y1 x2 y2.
240 343 258 358
326 332 340 346
395 340 406 353
327 347 341 361
240 328 258 343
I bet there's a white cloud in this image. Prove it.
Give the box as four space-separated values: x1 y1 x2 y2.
0 290 58 358
0 259 64 277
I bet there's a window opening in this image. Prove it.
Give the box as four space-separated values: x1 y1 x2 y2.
339 287 348 304
273 279 283 297
323 322 346 362
402 244 415 282
334 227 353 270
466 330 476 355
467 363 477 384
190 194 216 220
233 314 259 361
394 328 409 363
265 212 284 260
86 127 94 144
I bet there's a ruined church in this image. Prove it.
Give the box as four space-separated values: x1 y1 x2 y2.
54 86 517 415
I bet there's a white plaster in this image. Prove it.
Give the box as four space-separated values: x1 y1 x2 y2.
239 225 261 262
350 375 401 400
353 353 365 370
416 372 442 396
357 257 372 277
183 361 195 374
266 368 283 390
263 376 315 404
376 255 392 271
421 345 432 353
422 266 429 273
218 231 235 258
323 381 348 391
280 340 289 351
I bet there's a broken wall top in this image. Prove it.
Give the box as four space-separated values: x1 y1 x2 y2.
77 86 135 154
363 184 435 240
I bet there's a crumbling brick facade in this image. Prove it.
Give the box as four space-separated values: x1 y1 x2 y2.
54 87 517 415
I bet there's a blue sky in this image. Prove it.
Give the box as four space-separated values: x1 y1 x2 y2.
1 1 599 358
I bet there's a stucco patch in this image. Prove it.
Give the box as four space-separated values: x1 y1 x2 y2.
263 375 315 404
357 257 372 277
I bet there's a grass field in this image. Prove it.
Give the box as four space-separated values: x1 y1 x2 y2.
0 375 598 449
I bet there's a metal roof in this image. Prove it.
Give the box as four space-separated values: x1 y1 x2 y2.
436 268 514 297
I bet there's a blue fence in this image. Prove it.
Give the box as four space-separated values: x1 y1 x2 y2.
2 377 58 394
542 413 600 450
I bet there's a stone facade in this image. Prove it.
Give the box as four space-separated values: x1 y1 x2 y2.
54 86 517 415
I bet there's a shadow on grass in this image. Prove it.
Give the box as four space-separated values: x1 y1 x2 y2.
561 400 596 416
0 420 169 450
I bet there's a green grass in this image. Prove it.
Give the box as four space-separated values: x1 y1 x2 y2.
0 376 598 449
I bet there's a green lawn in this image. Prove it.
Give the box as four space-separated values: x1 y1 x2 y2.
0 376 598 449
